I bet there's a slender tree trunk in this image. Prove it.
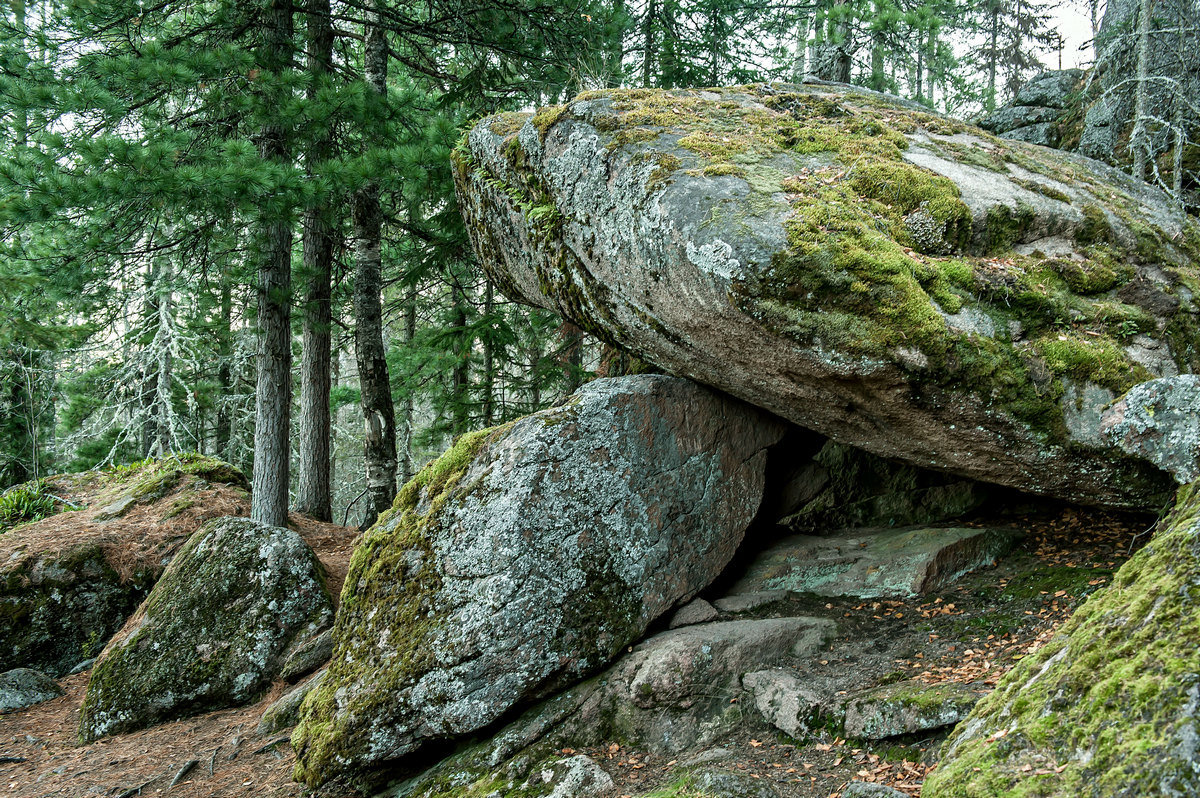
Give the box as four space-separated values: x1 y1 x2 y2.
986 7 999 111
214 275 233 458
295 0 336 521
1130 0 1154 181
353 0 398 526
397 292 416 484
250 0 296 528
641 0 656 87
792 12 810 81
154 261 174 457
450 280 470 437
481 279 495 427
562 322 584 393
1172 99 1184 203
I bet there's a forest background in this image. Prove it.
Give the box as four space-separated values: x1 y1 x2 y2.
0 0 1192 528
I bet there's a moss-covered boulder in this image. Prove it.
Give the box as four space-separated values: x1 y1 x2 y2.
842 679 980 739
454 83 1200 510
923 481 1200 797
0 455 250 677
78 516 333 742
291 375 785 793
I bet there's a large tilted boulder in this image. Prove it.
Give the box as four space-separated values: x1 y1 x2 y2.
291 376 786 792
78 516 333 742
0 455 250 676
924 481 1200 797
454 83 1200 509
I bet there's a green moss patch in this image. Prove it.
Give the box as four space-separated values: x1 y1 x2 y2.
925 482 1200 797
291 424 510 792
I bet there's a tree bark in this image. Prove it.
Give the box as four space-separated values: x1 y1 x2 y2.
641 0 656 87
1130 0 1153 181
481 279 495 427
214 273 233 458
295 0 336 521
250 0 296 529
791 12 810 81
352 0 397 527
450 279 470 437
397 292 416 485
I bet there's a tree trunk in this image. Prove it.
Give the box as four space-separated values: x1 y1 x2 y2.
811 0 851 83
250 0 296 529
562 322 584 393
295 0 336 522
791 12 810 81
153 260 174 457
481 279 495 427
353 0 398 527
986 6 999 111
641 0 656 87
397 292 416 484
214 274 233 458
450 280 470 437
1130 0 1153 181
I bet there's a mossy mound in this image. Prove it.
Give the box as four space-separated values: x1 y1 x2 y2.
0 454 250 677
105 452 249 506
78 516 333 742
455 83 1198 509
924 481 1200 797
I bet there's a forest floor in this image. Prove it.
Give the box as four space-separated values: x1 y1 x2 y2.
0 505 1151 798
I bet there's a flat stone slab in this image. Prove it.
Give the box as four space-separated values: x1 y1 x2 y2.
730 526 1022 598
843 680 981 739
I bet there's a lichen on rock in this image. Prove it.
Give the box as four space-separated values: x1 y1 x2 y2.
77 516 333 742
1 455 250 677
291 375 785 793
454 82 1199 509
924 480 1200 797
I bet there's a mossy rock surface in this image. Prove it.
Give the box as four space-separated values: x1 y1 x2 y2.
77 516 333 742
454 82 1200 509
924 480 1200 797
0 455 249 677
291 376 785 794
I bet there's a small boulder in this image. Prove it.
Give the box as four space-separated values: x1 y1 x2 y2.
1012 70 1083 108
78 516 333 742
1002 122 1058 147
0 668 64 714
292 376 785 792
743 668 824 738
624 619 833 710
844 782 912 798
691 768 781 798
278 628 333 682
668 598 719 629
979 104 1059 134
1102 375 1200 483
537 755 615 798
258 670 326 736
842 680 981 740
730 526 1021 598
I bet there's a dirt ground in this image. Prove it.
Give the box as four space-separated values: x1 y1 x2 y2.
0 504 1150 798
